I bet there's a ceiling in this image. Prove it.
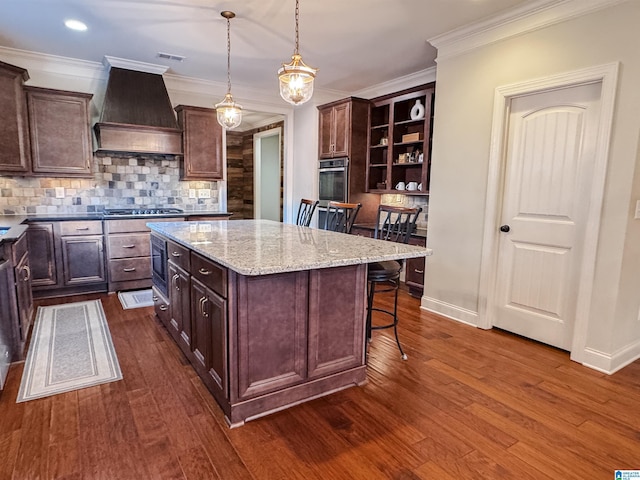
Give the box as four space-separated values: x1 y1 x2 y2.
0 0 534 98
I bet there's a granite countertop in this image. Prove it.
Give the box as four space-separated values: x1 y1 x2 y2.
148 219 433 276
0 212 231 245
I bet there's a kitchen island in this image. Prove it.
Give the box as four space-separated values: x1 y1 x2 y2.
148 219 432 426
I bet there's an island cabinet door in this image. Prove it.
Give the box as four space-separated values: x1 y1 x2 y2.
307 264 367 379
191 278 227 400
235 271 308 401
168 262 191 354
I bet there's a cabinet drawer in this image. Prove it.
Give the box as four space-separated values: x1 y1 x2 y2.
108 257 151 282
107 233 150 259
59 220 103 236
167 241 190 271
191 253 227 298
152 286 170 327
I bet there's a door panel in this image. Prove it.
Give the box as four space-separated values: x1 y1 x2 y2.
493 82 601 350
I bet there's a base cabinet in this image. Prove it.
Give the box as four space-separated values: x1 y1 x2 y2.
152 238 367 427
28 220 106 298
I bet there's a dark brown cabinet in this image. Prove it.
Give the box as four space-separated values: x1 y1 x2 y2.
0 61 31 174
168 261 191 353
175 105 223 180
28 220 106 298
13 234 33 355
152 285 170 328
405 236 427 297
24 87 93 177
191 277 227 399
319 101 351 158
366 84 435 195
1 231 34 361
317 97 379 223
26 222 59 288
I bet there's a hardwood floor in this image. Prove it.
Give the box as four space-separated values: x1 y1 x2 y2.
1 290 639 479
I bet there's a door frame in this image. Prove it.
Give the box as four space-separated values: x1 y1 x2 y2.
477 63 618 364
253 127 283 220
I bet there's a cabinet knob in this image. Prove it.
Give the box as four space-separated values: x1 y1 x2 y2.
500 225 510 233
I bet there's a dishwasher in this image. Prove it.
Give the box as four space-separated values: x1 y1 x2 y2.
0 257 15 391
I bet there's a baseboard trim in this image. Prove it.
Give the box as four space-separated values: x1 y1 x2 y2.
581 340 640 375
421 296 479 327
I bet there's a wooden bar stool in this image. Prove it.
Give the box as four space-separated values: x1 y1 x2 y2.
323 201 361 233
367 205 422 360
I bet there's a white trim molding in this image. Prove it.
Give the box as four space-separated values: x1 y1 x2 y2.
477 62 619 368
421 296 480 328
582 340 640 374
428 0 629 62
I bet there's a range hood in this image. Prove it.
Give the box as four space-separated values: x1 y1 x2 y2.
94 66 182 155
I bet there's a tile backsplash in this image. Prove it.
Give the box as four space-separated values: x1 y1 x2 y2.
0 155 222 215
380 194 429 228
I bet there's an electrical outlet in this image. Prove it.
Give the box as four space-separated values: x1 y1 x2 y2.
55 187 65 198
635 200 640 219
189 189 196 199
198 189 211 199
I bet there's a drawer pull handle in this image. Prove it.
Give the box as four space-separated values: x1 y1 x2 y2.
414 269 424 274
23 265 31 281
201 297 209 317
75 227 89 231
123 267 136 272
198 268 211 276
122 244 136 249
159 305 168 311
173 273 180 291
171 252 181 257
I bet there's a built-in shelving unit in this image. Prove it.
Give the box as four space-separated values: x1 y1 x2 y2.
366 83 435 195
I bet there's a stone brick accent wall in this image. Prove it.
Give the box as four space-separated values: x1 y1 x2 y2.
0 154 221 215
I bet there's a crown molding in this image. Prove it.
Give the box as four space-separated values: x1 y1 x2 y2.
428 0 629 62
0 45 106 81
354 66 437 99
102 55 168 74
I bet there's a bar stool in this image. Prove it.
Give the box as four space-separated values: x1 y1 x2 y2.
323 201 361 233
367 205 422 360
296 199 319 227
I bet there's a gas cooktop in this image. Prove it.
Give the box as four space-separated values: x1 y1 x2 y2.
104 208 184 216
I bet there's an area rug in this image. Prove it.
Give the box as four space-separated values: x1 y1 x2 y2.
17 300 122 403
118 289 154 310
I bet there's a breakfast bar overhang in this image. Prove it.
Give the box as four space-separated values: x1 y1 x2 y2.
148 219 432 426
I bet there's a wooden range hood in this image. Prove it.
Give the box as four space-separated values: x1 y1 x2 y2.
94 67 182 155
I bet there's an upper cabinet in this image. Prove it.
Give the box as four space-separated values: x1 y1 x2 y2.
25 86 93 177
175 105 223 180
366 83 435 195
318 100 354 159
0 61 31 174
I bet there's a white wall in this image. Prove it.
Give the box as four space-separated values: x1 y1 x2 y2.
424 1 640 372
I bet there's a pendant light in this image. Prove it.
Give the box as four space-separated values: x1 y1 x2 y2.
277 0 317 105
215 11 242 130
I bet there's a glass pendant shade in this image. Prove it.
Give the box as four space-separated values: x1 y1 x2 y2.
215 93 242 130
278 53 316 105
217 11 242 130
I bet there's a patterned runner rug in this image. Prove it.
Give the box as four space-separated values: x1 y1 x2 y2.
17 300 122 402
118 289 154 310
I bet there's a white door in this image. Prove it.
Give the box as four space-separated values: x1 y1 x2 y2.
493 82 602 350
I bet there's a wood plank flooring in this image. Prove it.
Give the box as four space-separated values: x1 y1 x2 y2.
1 290 639 479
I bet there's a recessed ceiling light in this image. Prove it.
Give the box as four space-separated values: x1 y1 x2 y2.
65 19 87 31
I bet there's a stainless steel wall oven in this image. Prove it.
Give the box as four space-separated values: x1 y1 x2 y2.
318 158 348 228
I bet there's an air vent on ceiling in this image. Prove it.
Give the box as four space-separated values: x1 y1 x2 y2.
157 52 186 62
